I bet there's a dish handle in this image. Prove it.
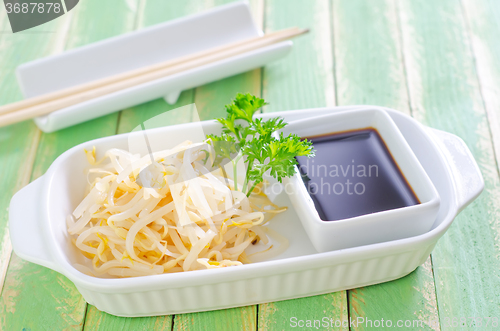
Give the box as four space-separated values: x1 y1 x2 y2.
9 177 57 271
427 128 484 212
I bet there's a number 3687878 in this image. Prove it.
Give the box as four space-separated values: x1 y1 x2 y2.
5 2 62 14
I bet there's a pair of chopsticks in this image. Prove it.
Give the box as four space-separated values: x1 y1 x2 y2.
0 27 308 128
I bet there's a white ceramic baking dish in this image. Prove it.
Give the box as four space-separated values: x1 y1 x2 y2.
281 109 440 252
16 1 292 133
9 106 483 317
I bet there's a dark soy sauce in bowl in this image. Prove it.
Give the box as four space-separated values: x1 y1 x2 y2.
296 128 419 221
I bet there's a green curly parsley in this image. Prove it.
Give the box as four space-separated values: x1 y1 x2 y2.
207 93 315 196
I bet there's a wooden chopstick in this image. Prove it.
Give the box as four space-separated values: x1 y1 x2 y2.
0 27 301 116
0 27 308 127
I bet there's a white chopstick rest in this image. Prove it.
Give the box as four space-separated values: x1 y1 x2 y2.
11 2 299 132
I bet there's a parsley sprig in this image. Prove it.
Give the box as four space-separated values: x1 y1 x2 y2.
207 93 315 196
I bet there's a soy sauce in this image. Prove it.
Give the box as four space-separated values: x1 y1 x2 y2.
296 128 419 221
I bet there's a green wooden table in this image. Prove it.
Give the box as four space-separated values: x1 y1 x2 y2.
1 0 499 330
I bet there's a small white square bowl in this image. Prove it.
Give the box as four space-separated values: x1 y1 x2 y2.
280 108 441 252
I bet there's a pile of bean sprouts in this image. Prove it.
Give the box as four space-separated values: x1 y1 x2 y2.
67 141 288 278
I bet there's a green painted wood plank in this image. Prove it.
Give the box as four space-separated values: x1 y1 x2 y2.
0 1 141 330
262 0 335 112
461 0 500 174
258 1 347 330
259 294 347 331
332 1 439 330
0 253 87 330
191 0 263 121
0 12 72 330
194 67 262 120
0 10 72 293
174 307 257 331
333 0 410 113
399 0 500 328
349 258 439 330
84 305 172 331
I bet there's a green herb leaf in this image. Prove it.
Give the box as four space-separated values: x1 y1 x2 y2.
208 93 315 196
206 133 239 168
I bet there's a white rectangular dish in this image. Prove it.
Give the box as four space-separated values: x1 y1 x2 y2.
9 106 483 317
16 1 292 133
282 108 440 252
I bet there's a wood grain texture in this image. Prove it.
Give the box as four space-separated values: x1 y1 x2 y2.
262 0 335 111
461 0 500 173
0 7 72 295
258 1 347 330
399 0 500 328
333 1 439 329
349 258 439 330
174 307 257 331
194 67 262 120
0 9 74 330
259 294 348 331
0 0 141 329
192 0 263 122
84 305 172 331
333 0 409 113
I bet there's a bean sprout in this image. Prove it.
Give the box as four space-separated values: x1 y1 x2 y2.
68 141 287 277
